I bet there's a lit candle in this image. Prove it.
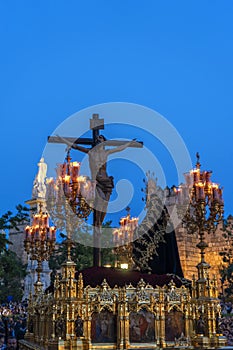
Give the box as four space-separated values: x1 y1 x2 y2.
41 230 46 242
62 163 67 177
205 171 211 184
214 188 219 201
195 184 199 200
31 228 35 241
193 170 198 183
212 184 219 201
198 184 205 200
71 162 80 182
120 219 123 228
63 175 71 195
35 225 40 240
218 188 223 203
43 215 48 227
177 188 182 204
202 171 206 183
46 227 49 240
51 227 56 240
133 217 138 230
25 226 30 240
33 215 39 226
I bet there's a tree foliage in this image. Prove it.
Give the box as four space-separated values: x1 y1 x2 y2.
0 204 29 231
0 205 29 301
48 221 115 277
0 250 26 302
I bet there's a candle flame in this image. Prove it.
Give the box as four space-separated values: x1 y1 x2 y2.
212 183 219 189
72 161 80 167
78 176 86 182
64 175 70 182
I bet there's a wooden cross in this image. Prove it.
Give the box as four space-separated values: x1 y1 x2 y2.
48 113 143 149
48 113 143 267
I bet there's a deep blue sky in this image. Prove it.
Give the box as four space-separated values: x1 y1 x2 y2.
0 1 233 220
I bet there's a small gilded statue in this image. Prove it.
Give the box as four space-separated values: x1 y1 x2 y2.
74 315 83 337
55 317 65 339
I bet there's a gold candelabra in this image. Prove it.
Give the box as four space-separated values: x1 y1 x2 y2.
177 153 224 292
113 207 138 269
47 149 95 220
24 204 56 293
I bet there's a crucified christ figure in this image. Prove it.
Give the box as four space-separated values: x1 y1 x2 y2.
58 134 136 227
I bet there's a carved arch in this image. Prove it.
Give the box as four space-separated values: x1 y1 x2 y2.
167 304 183 313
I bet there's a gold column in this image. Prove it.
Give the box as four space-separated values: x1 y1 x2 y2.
184 303 190 339
158 287 166 348
117 288 125 349
51 304 56 340
82 294 91 350
155 304 160 347
77 273 84 299
122 288 130 349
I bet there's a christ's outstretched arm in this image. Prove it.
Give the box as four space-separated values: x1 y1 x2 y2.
55 135 90 154
106 139 137 155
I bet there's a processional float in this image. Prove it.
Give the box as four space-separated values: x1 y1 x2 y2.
20 115 226 350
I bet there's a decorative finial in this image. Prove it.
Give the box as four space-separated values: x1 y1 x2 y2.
196 152 201 169
63 237 74 262
39 202 43 214
66 148 71 163
126 206 130 216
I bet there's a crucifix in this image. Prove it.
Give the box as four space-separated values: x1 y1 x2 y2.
48 113 143 267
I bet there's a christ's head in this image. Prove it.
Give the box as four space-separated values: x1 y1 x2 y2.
96 135 107 144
